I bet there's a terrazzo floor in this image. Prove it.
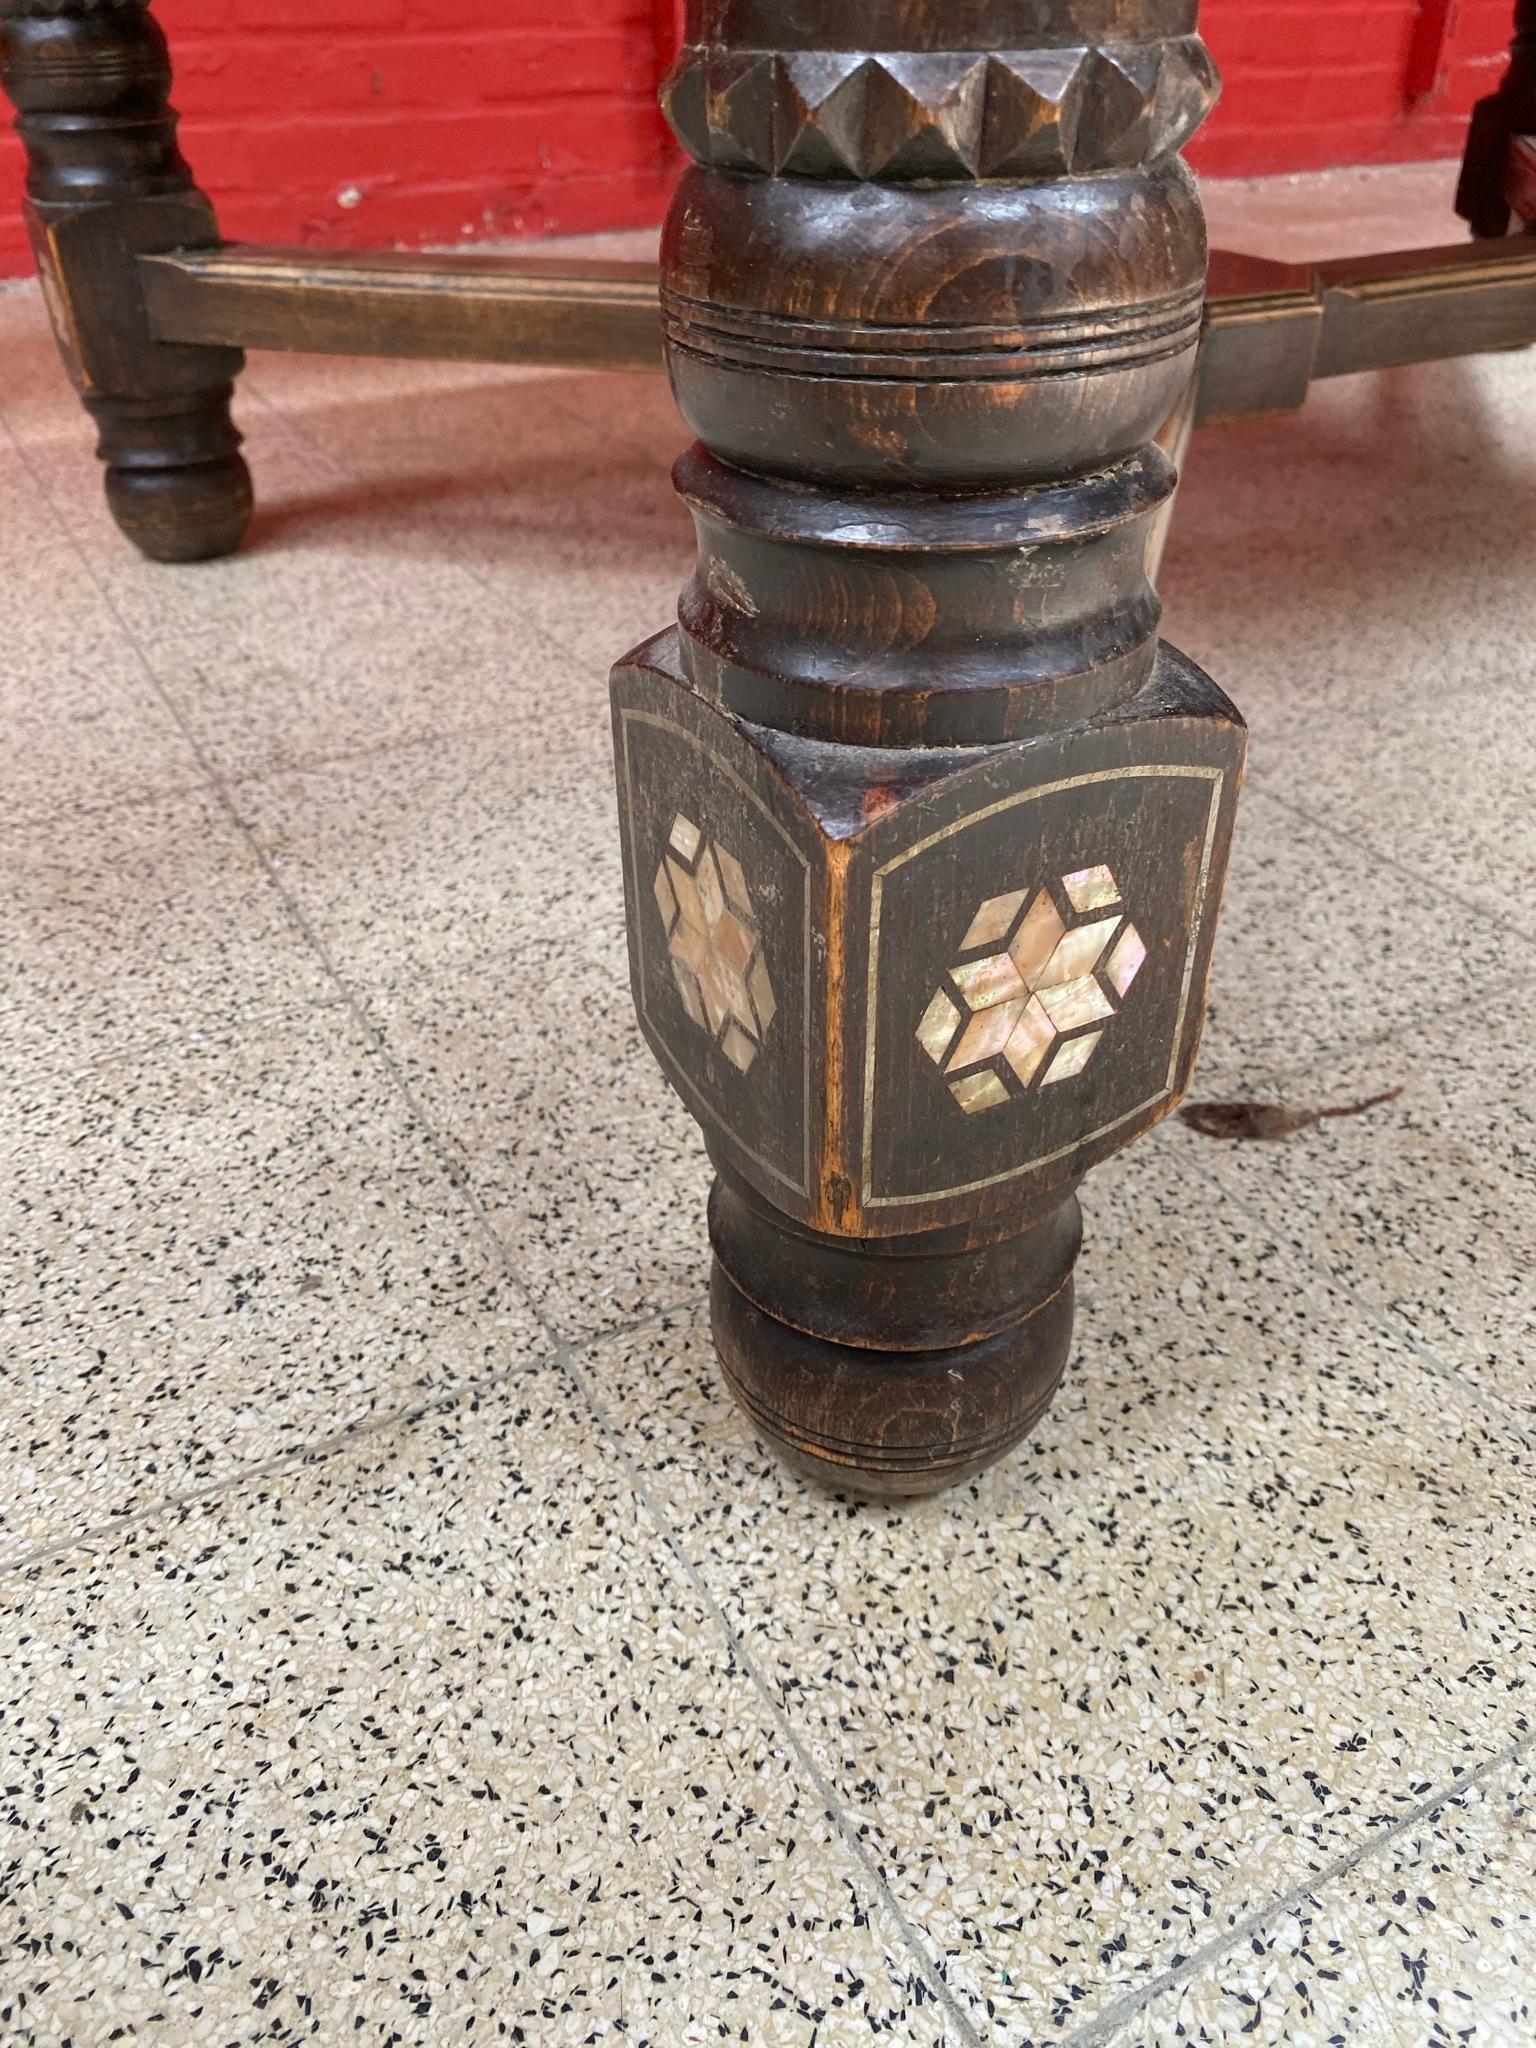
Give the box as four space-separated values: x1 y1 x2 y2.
3 163 1534 2046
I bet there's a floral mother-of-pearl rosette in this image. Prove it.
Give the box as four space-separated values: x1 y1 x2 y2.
917 865 1148 1114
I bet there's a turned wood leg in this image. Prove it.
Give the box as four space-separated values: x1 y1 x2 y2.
0 0 251 560
1457 0 1536 238
612 0 1246 1495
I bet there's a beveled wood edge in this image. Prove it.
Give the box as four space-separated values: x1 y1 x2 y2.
139 244 669 373
1201 234 1536 420
137 234 1536 413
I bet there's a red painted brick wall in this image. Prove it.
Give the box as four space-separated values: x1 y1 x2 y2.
0 0 681 271
0 0 1520 275
1192 0 1519 176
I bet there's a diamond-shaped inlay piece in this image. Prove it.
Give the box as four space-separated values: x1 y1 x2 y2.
950 1069 1011 1115
916 865 1148 1115
961 888 1029 952
917 988 962 1065
1062 864 1122 914
669 813 701 863
656 814 776 1075
1041 1029 1104 1087
1104 923 1148 997
1009 891 1069 987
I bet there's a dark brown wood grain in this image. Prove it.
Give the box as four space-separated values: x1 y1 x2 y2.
0 0 251 561
611 0 1247 1495
1199 239 1536 423
138 246 668 372
1457 0 1536 238
5 2 1536 577
130 235 1536 424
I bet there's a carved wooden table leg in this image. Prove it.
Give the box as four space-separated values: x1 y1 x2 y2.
1458 0 1536 238
0 0 250 559
612 0 1246 1496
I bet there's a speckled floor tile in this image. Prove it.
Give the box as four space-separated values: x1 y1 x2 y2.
0 442 207 825
435 498 695 681
0 788 331 1083
0 1006 542 1563
587 1147 1536 2046
0 1372 958 2048
246 351 683 529
1119 1756 1536 2047
0 281 116 449
229 707 624 994
244 352 695 678
1159 355 1536 945
2 158 1534 2045
1162 350 1536 769
1166 980 1536 1423
1192 785 1520 1093
1199 160 1463 261
1247 675 1536 930
14 418 598 789
371 951 712 1340
224 731 711 1341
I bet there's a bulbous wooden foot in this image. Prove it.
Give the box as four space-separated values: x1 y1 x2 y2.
103 455 253 565
0 1 251 562
92 392 253 563
710 1175 1079 1497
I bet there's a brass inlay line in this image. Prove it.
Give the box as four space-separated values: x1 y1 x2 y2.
620 710 813 1200
861 764 1226 1208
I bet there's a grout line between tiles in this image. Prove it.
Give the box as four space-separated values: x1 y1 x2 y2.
3 1294 707 1581
2 771 221 837
0 406 560 1354
540 1333 989 2046
237 374 673 673
1245 770 1536 951
1206 962 1536 1105
1 992 355 1093
12 318 1523 2048
240 803 989 2041
1194 1150 1535 1443
1 403 984 2045
216 702 607 804
1062 1723 1534 2048
12 695 608 837
1165 1136 1536 1458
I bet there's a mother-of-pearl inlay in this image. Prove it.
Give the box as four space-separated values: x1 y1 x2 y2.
654 814 777 1074
917 865 1148 1113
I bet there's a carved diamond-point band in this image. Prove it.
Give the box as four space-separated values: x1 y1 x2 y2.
661 37 1219 181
